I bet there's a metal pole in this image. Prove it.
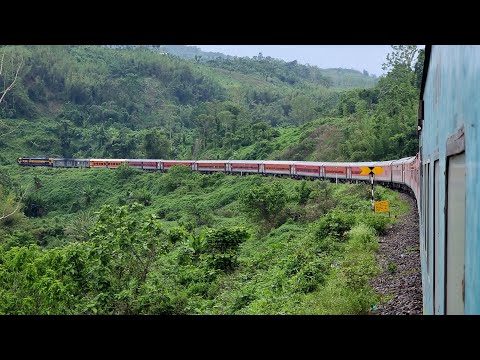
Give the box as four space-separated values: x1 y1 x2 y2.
371 174 375 212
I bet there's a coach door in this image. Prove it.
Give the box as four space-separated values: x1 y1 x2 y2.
434 160 440 314
445 151 466 314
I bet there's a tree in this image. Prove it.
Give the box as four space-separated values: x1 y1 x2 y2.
143 130 171 159
241 181 286 223
0 50 24 104
0 184 30 222
414 48 425 90
0 48 24 138
290 95 316 125
382 45 420 72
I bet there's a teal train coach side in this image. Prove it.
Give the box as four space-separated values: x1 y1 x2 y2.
419 45 480 314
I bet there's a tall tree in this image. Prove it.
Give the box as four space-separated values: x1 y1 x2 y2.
0 50 24 105
143 130 171 159
382 45 420 72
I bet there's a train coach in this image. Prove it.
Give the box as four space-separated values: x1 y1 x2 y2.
227 160 261 174
52 158 90 168
418 45 480 315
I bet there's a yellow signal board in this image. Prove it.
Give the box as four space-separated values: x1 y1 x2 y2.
374 200 390 213
360 166 384 175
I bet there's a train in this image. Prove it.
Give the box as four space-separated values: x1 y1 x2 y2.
16 45 480 315
17 156 420 198
418 45 480 315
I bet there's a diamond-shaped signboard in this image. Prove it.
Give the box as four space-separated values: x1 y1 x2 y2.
360 166 384 175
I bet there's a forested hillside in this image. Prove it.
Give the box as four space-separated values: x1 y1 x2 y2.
0 45 423 314
0 45 418 165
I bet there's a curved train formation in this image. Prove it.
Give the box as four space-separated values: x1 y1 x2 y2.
17 156 420 200
16 46 480 315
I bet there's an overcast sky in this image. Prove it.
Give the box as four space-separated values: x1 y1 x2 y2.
196 45 395 76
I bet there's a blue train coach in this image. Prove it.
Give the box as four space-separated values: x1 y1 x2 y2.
418 45 480 314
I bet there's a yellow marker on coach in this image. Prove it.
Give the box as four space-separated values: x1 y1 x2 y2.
360 166 384 175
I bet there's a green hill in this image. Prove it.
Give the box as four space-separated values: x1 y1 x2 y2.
0 44 423 314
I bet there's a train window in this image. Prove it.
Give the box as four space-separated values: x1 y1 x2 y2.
434 160 440 314
445 152 466 315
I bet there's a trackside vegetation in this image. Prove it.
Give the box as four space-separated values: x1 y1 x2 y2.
0 165 407 314
0 45 420 314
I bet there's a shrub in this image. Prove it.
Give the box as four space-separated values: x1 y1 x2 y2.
205 227 249 253
291 258 328 293
296 181 312 205
341 254 379 291
132 188 152 206
167 227 189 244
241 181 286 223
161 165 193 193
116 163 141 180
387 261 397 274
357 212 391 235
313 210 355 242
346 224 378 253
23 193 48 218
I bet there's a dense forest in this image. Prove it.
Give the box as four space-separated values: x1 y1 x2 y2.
0 45 423 314
0 45 420 164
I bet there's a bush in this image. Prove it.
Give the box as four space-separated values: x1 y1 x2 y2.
296 181 312 205
205 227 249 253
116 163 141 180
167 227 189 244
357 213 391 235
387 261 397 274
132 188 152 206
161 165 193 193
241 181 286 223
346 224 378 253
0 203 24 228
165 212 180 222
23 193 48 218
291 258 328 293
313 210 355 242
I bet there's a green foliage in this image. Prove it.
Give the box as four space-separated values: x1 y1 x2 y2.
64 210 97 242
23 193 48 218
346 224 379 253
0 44 420 314
296 180 312 205
144 130 171 159
131 188 152 206
116 163 141 181
167 227 189 244
160 165 194 193
357 212 392 235
313 210 356 242
185 232 207 255
0 166 407 314
291 258 328 293
387 261 397 274
199 227 249 273
204 227 249 253
241 181 287 223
